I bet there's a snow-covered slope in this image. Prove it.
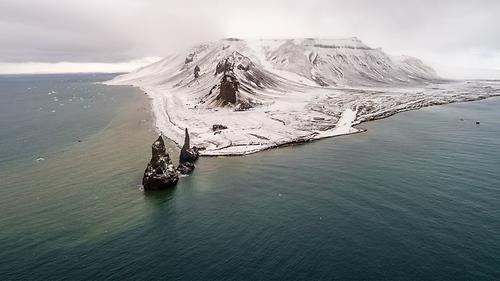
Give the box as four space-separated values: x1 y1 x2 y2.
256 38 440 86
111 38 440 91
106 38 500 155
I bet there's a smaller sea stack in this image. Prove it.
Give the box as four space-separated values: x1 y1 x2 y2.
177 128 199 174
142 135 179 190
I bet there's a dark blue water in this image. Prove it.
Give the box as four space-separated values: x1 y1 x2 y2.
0 75 499 280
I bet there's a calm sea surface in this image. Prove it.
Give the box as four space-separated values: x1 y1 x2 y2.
0 74 499 280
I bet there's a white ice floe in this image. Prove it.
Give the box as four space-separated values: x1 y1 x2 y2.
105 38 500 155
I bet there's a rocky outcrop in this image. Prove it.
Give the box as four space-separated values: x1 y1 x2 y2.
213 56 241 105
185 53 195 64
218 73 239 104
194 65 200 79
212 124 228 131
177 128 200 174
215 58 233 76
235 101 253 111
142 136 179 190
177 162 195 174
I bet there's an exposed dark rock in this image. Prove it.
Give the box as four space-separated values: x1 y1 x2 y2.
177 162 195 174
237 63 250 71
179 128 200 164
142 135 179 191
212 124 228 131
235 101 253 111
218 73 239 104
185 53 195 64
194 65 200 79
210 52 280 107
215 59 233 76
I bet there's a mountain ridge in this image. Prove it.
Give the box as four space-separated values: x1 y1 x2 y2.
106 38 499 156
111 38 441 97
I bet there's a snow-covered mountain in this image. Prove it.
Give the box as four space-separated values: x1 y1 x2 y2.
111 38 439 106
107 38 499 155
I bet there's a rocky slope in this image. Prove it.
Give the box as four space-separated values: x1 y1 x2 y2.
111 38 441 106
107 38 500 155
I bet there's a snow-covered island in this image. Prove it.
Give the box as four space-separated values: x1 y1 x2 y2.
106 38 500 155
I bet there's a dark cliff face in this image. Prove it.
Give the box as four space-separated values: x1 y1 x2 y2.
213 57 240 105
179 128 199 163
178 128 199 174
218 73 238 104
194 65 200 79
142 136 179 190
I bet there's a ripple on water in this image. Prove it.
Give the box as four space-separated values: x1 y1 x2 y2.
0 75 499 280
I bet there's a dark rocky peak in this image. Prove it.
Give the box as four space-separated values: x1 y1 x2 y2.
142 135 179 191
231 52 254 71
215 52 254 76
183 128 190 149
215 59 233 76
218 72 239 104
179 128 199 163
194 65 200 79
151 135 166 158
178 128 200 174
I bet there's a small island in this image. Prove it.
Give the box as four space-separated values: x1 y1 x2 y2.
142 129 199 190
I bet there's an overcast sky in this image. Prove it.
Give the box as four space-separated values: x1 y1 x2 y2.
1 0 499 78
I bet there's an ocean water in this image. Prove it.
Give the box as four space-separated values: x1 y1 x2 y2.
0 74 499 280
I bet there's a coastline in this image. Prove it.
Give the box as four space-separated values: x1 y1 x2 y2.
3 75 500 280
0 81 167 247
101 38 500 157
125 83 500 156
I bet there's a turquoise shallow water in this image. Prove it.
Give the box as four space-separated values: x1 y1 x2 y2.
0 74 499 280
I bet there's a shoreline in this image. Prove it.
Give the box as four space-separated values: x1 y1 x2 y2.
128 83 500 157
0 80 161 244
102 38 500 157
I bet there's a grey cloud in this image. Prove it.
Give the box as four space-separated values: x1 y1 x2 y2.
0 0 224 62
1 0 499 78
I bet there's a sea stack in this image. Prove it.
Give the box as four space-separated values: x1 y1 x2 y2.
177 128 200 174
142 135 179 190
